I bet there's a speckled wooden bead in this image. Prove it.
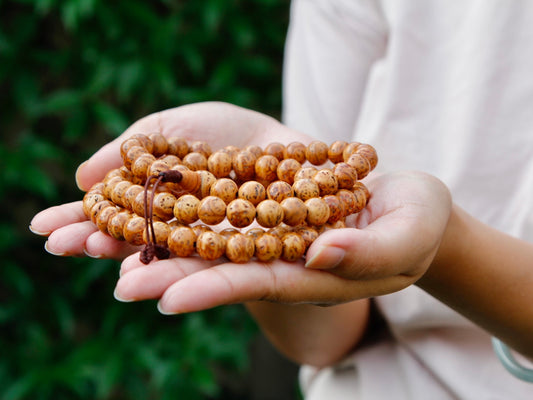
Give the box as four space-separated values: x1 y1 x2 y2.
255 154 279 183
254 233 282 262
280 197 307 226
192 224 212 237
233 150 257 181
226 233 255 263
294 166 318 181
256 199 284 228
167 226 197 257
173 194 200 224
312 169 339 195
148 159 172 178
195 170 217 199
333 162 358 189
120 138 144 160
196 231 226 260
281 232 306 262
142 220 171 246
292 178 320 201
90 200 114 224
351 185 368 214
306 141 329 165
107 211 131 240
131 153 156 180
152 192 176 221
132 190 152 217
122 184 144 211
346 153 371 180
245 145 263 159
130 134 154 153
226 198 256 228
197 196 227 225
148 133 168 157
96 205 118 232
267 181 294 202
103 176 124 200
124 145 148 169
264 142 285 161
210 178 238 204
268 224 292 239
167 137 189 158
189 141 212 158
246 227 266 240
323 194 344 224
123 215 147 246
328 141 348 163
220 228 240 239
207 151 233 178
336 189 358 216
294 226 319 249
305 197 330 226
283 142 307 164
353 181 370 200
182 152 208 171
342 142 361 161
221 145 240 158
325 220 346 230
110 180 132 208
355 144 378 170
238 181 266 206
276 158 301 184
83 191 106 218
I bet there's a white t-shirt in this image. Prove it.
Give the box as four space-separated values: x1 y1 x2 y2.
283 0 533 398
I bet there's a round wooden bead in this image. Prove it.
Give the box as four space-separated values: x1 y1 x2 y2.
103 176 124 200
267 181 294 202
305 197 330 226
328 141 348 163
294 226 319 249
122 184 144 211
131 153 156 179
152 192 177 221
120 138 143 160
268 224 292 239
280 197 307 226
107 211 131 240
233 150 257 181
336 189 358 216
342 142 361 161
189 141 212 158
173 194 200 224
197 196 226 225
123 216 147 246
109 180 132 208
276 158 301 184
254 233 282 262
281 232 306 262
226 198 256 228
306 141 329 165
196 231 226 260
346 153 370 179
195 170 217 199
221 145 240 159
226 233 255 263
124 145 148 169
238 181 266 206
353 181 370 200
264 142 285 161
333 162 358 189
148 159 172 178
167 137 189 158
182 152 208 171
312 169 339 195
192 224 212 237
245 145 263 159
255 155 279 182
283 142 307 164
90 200 114 224
83 192 106 218
142 221 171 246
167 226 197 257
294 166 318 181
148 133 168 157
256 199 284 228
351 185 368 214
132 190 152 217
246 227 266 240
323 194 345 224
220 228 240 239
207 151 233 178
210 178 238 204
96 205 118 232
130 134 154 154
292 178 320 201
355 144 378 170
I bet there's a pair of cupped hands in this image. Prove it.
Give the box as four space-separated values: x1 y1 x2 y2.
30 102 452 314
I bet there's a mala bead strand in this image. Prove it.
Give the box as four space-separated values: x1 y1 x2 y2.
82 134 379 263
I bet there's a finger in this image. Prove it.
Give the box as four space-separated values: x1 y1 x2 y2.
30 201 87 237
44 221 98 256
84 231 140 260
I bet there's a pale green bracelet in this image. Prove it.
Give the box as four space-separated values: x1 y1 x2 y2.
492 337 533 383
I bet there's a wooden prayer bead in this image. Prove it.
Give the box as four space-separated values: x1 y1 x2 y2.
351 185 368 214
110 180 132 208
280 197 308 226
264 142 285 161
342 142 360 161
355 144 378 170
209 178 238 204
124 145 148 169
96 206 118 233
90 200 114 224
294 166 318 181
346 153 371 180
148 159 172 178
293 178 320 201
306 141 329 165
167 137 189 158
336 189 358 216
328 141 348 163
277 158 301 184
182 152 208 171
207 151 233 178
83 192 106 218
256 199 284 228
220 228 240 239
293 226 318 249
123 215 147 246
107 211 131 240
173 194 200 224
143 220 171 246
130 133 154 154
194 170 216 198
312 169 339 195
192 224 212 237
148 133 168 157
132 190 152 217
189 141 212 158
246 227 266 240
226 233 255 263
323 194 344 224
281 232 306 261
254 233 282 262
333 162 358 189
226 198 256 228
196 231 226 260
122 184 144 211
152 192 176 221
283 142 307 164
131 153 156 180
353 181 370 200
255 154 279 182
103 176 124 200
197 196 227 225
305 197 330 226
120 138 144 160
238 181 266 206
244 145 263 159
233 150 257 181
267 181 294 203
167 226 197 257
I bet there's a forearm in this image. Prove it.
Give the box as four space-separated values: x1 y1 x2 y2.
245 298 370 368
417 204 533 358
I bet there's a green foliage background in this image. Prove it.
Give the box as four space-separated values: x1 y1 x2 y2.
1 0 290 398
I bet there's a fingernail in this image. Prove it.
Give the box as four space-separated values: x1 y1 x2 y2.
44 241 66 256
75 161 88 190
29 224 50 236
113 287 134 303
157 301 178 316
83 248 102 259
305 245 345 269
